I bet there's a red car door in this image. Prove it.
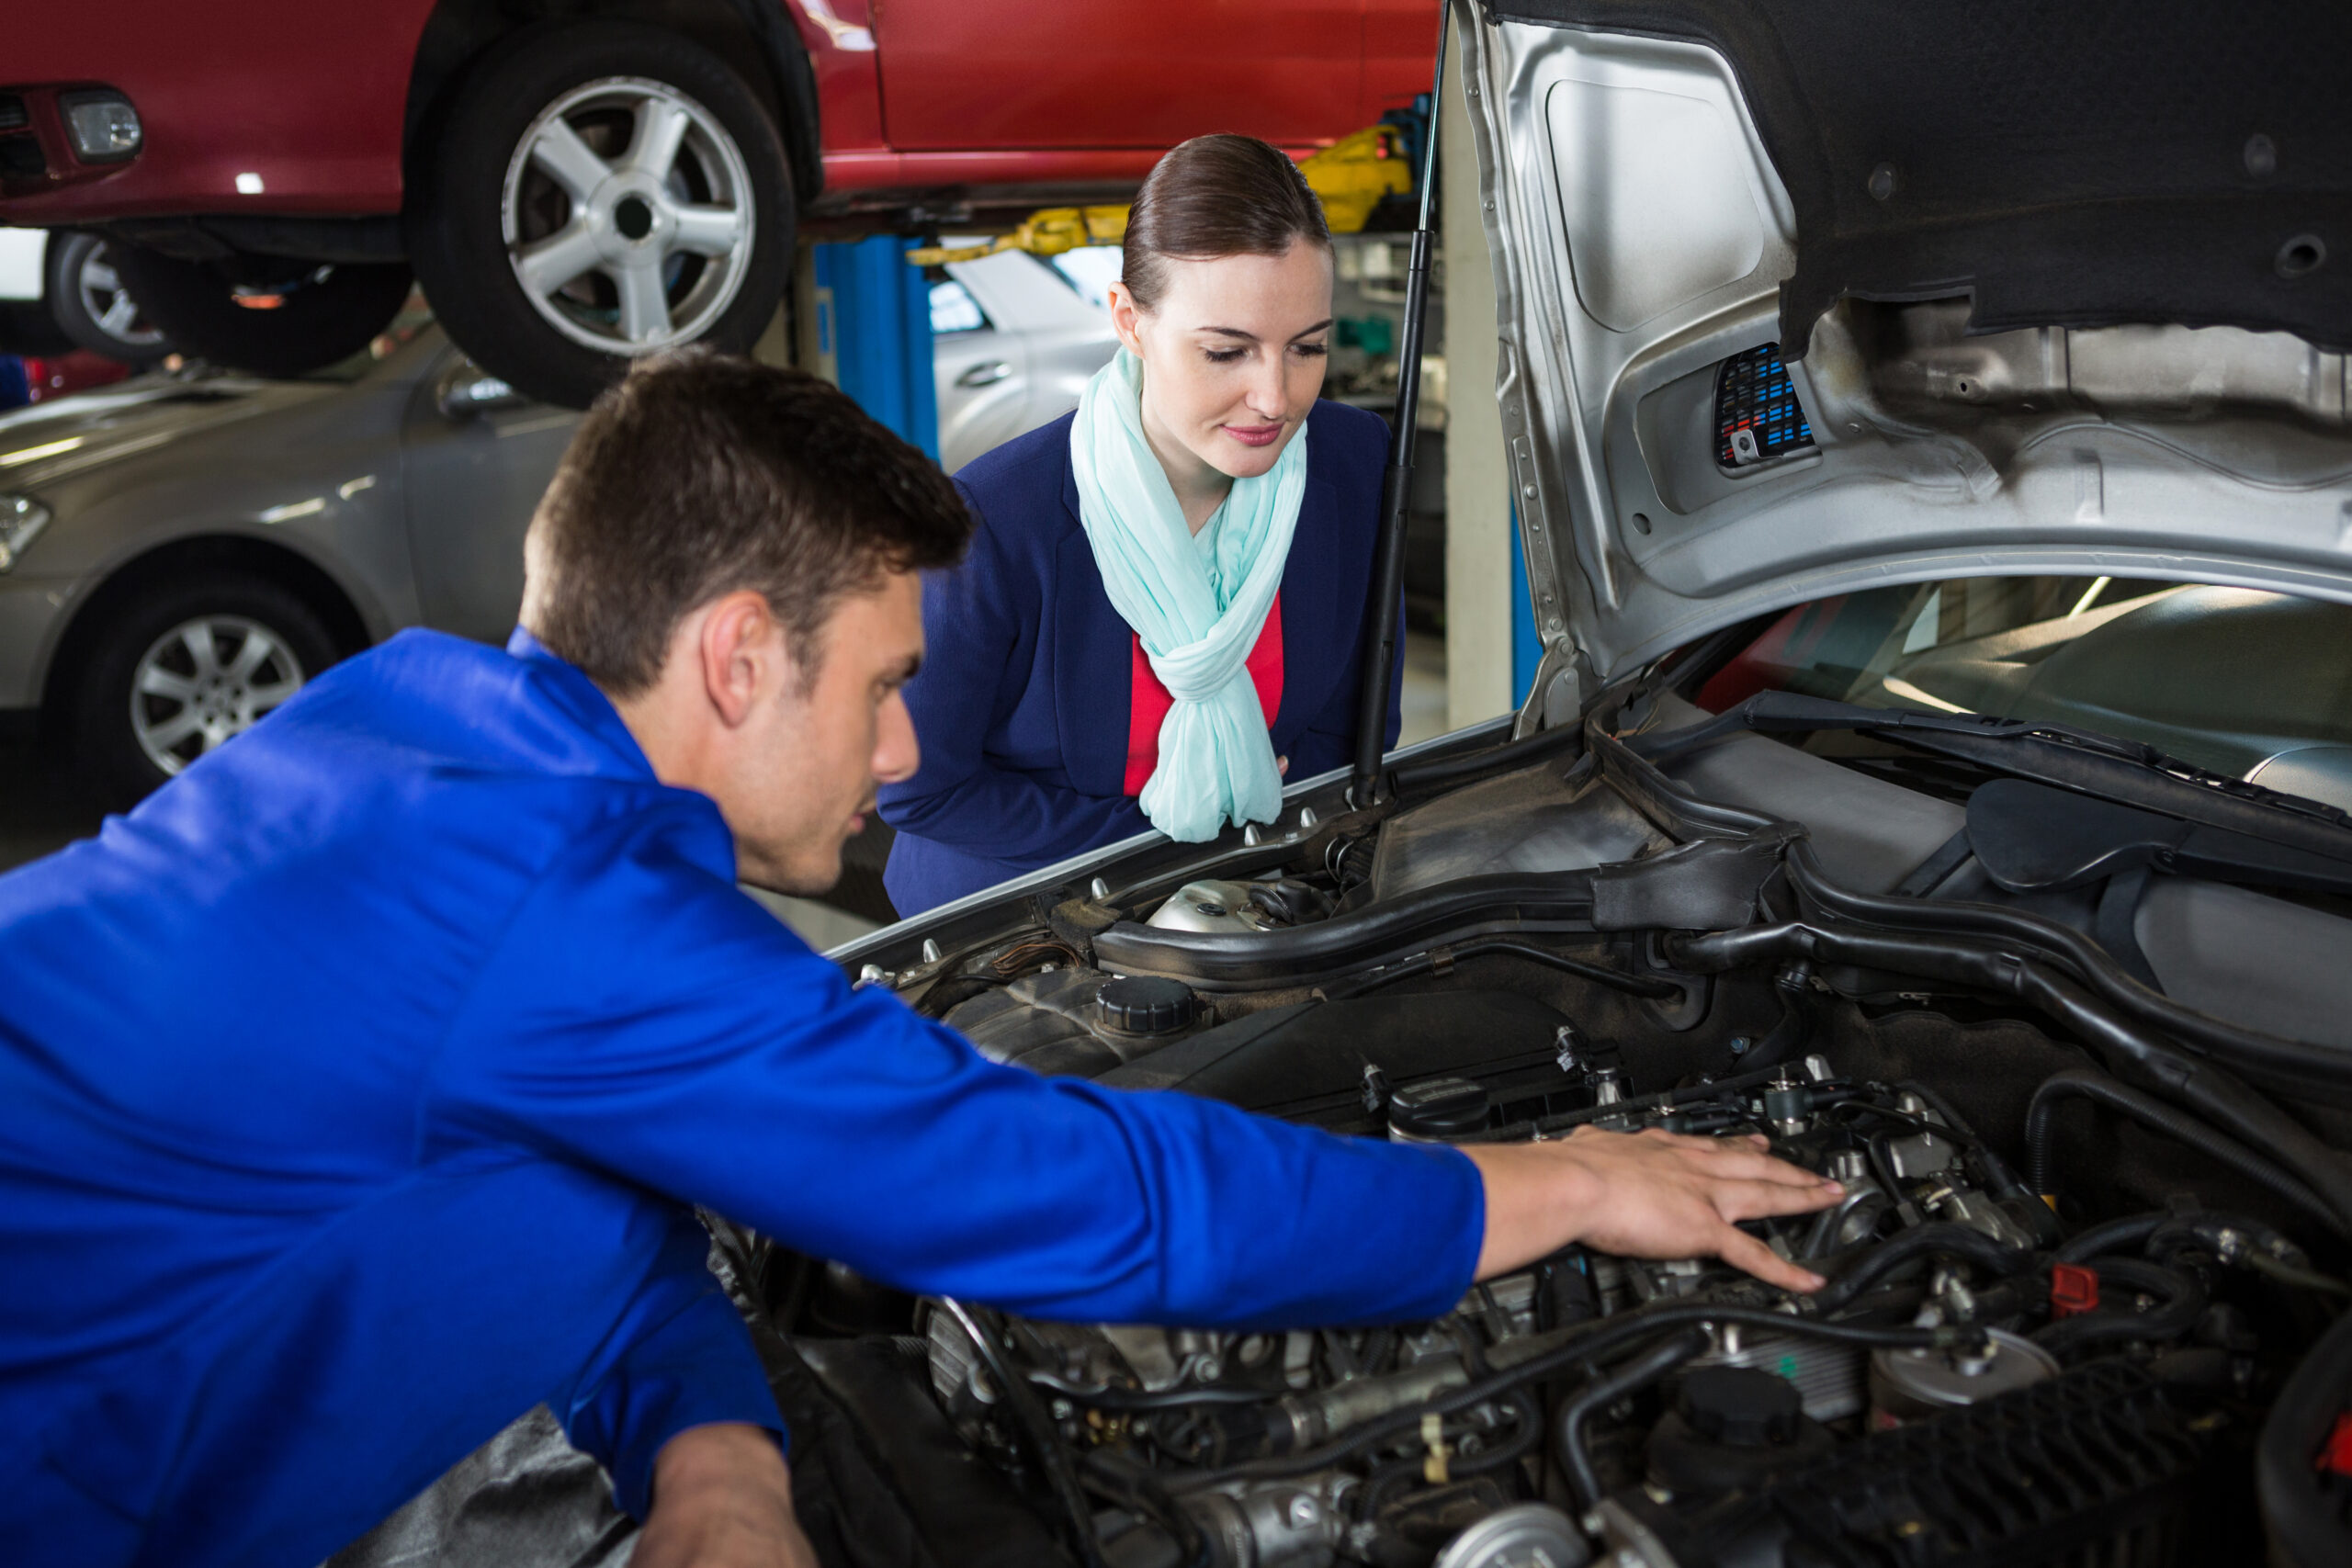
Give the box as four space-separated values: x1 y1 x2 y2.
870 0 1369 152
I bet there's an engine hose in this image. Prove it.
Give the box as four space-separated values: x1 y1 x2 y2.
1328 937 1683 1001
1779 838 2352 1093
2025 1067 2341 1236
940 1299 1108 1568
1163 1303 1984 1494
1808 1222 2042 1314
2053 1212 2167 1266
1349 1393 1543 1524
1028 1374 1274 1411
1555 1329 1713 1511
1668 921 2352 1237
2031 1258 2207 1358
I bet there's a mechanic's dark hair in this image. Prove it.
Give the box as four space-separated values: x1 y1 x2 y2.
1121 133 1332 311
523 351 970 696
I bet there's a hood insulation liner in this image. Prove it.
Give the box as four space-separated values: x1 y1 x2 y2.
1493 0 2352 355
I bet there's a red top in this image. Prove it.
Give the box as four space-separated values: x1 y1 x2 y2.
1124 592 1284 796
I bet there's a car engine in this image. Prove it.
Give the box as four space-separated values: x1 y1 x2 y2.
770 671 2352 1568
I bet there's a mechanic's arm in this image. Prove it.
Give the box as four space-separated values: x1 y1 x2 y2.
1462 1130 1840 1294
550 1206 796 1531
435 824 1837 1326
637 1425 814 1568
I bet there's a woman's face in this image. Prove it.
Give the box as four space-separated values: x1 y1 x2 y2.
1109 240 1334 482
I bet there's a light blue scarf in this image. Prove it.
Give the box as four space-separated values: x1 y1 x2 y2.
1070 348 1307 842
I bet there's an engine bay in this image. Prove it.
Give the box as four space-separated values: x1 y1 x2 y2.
764 657 2352 1568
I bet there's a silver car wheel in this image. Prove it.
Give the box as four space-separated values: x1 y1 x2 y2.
500 76 755 356
130 615 306 777
74 243 165 353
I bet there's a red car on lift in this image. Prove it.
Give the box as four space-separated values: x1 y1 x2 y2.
0 2 1435 407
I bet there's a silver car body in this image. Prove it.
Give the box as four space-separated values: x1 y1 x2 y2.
933 249 1118 475
1456 11 2352 715
0 275 1113 719
0 327 579 716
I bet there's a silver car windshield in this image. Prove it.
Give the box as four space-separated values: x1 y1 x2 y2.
1699 575 2352 813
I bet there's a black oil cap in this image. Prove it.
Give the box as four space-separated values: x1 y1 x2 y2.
1678 1367 1802 1447
1387 1076 1491 1139
1096 976 1199 1035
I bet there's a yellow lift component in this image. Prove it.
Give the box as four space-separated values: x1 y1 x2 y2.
903 123 1414 267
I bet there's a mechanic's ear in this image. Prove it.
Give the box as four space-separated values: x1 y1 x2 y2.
698 590 781 728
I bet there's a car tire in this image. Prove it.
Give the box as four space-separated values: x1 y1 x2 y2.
408 19 796 410
107 245 413 378
46 232 173 366
72 572 342 806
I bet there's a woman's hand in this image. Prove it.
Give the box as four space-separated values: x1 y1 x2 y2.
635 1423 817 1568
1461 1127 1841 1294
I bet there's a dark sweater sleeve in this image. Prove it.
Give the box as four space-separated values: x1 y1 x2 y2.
1294 581 1408 779
428 812 1485 1332
878 479 1148 861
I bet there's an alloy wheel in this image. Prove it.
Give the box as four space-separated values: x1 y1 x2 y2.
130 615 306 776
74 242 166 354
500 76 756 356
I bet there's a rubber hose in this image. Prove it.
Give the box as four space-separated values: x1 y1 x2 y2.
2053 1212 2166 1266
1668 921 2352 1237
1555 1329 1712 1510
2025 1067 2339 1235
2031 1257 2206 1357
1330 937 1681 1001
1809 1222 2041 1314
1165 1305 1982 1494
1780 838 2352 1094
941 1300 1108 1568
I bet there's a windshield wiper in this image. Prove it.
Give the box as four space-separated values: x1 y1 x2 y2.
1625 689 2352 863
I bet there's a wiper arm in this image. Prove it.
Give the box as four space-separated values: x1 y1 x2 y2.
1625 689 2352 862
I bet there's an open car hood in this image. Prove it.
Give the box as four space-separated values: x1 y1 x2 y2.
1459 1 2352 704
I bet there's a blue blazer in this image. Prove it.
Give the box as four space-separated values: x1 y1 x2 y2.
881 400 1405 916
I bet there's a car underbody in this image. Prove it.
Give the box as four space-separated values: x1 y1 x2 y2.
769 641 2352 1568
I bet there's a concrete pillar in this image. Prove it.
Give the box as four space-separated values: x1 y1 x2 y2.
1440 39 1516 731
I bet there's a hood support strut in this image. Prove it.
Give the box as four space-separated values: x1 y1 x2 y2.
1349 1 1451 809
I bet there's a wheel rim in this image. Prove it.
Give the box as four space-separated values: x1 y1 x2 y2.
130 615 306 777
77 243 165 350
500 76 757 356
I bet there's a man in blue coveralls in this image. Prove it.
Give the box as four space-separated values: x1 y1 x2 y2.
0 355 1839 1568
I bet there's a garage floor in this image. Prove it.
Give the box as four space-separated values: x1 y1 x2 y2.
0 633 1449 952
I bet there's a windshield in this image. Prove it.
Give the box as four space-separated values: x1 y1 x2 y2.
1697 575 2352 812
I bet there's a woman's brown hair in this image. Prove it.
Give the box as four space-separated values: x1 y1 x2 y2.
1121 133 1332 311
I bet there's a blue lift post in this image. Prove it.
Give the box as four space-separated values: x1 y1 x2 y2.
810 236 939 461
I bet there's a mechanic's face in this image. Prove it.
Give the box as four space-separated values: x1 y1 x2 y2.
738 573 922 895
628 574 922 897
1110 240 1333 486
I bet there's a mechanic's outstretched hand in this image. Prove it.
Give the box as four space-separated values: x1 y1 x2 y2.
1463 1126 1841 1294
637 1423 818 1568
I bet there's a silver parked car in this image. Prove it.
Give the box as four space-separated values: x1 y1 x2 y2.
0 315 577 800
931 247 1119 475
1 268 1116 804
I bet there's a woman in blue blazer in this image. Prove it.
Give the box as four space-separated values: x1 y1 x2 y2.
880 136 1402 916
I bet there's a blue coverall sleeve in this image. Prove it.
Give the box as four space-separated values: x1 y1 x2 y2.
877 490 1149 861
551 1206 784 1520
427 808 1485 1332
